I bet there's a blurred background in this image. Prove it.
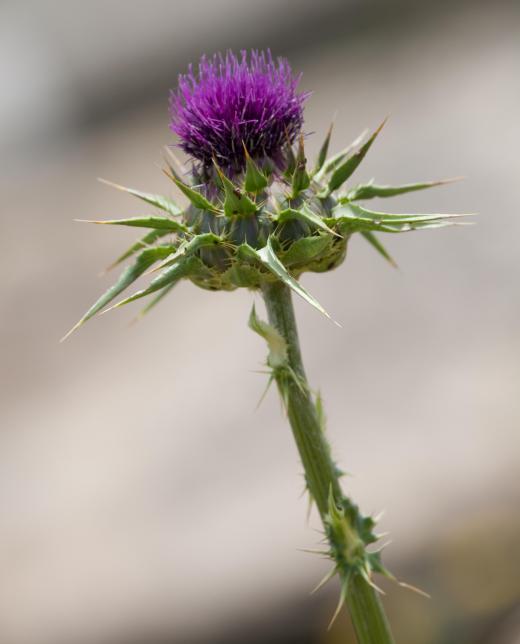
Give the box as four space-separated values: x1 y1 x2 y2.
1 0 519 642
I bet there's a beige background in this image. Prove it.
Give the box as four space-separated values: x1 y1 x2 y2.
1 1 519 643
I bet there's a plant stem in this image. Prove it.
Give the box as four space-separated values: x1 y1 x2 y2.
261 280 395 644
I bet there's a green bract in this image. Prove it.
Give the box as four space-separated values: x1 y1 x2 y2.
64 123 465 339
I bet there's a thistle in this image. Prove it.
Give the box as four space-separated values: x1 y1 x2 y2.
65 50 467 643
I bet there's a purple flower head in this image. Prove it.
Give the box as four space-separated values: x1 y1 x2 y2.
169 50 308 176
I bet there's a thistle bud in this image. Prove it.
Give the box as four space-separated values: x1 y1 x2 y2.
65 49 466 337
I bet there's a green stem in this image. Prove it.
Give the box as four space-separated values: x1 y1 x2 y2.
261 280 395 644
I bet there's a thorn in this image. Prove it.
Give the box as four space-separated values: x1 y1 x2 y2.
297 547 331 557
328 581 348 630
435 176 466 185
97 177 125 191
242 140 251 159
353 128 369 147
318 537 329 544
378 116 389 132
399 581 431 599
360 569 386 596
59 321 82 343
255 375 274 409
311 567 337 595
311 527 327 537
164 146 187 176
162 166 176 182
371 540 393 554
373 509 386 523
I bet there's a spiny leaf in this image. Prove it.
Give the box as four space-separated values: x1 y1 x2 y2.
132 281 177 322
345 177 461 201
282 235 333 267
278 204 338 236
313 123 333 175
106 229 172 271
76 216 188 232
214 163 257 216
361 231 398 268
98 179 181 217
106 256 199 310
243 145 268 194
61 245 176 340
314 128 368 182
151 232 224 272
291 135 310 197
248 305 288 368
222 260 264 288
164 169 219 212
328 577 349 630
243 238 336 323
283 129 297 179
332 202 470 233
323 119 387 196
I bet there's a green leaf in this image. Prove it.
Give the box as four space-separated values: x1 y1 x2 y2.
106 229 172 271
133 281 177 321
283 135 297 179
222 260 264 288
321 119 387 196
107 256 198 310
164 170 219 213
248 305 288 368
214 164 257 216
98 179 181 217
332 202 469 233
361 231 397 268
278 204 338 236
152 232 224 272
243 238 335 322
76 216 188 232
282 235 333 267
345 178 460 201
314 128 367 182
313 123 333 175
291 135 311 197
243 145 268 194
61 245 176 340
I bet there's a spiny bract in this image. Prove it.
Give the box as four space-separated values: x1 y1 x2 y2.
65 50 464 338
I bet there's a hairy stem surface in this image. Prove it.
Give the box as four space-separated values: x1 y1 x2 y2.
261 280 395 644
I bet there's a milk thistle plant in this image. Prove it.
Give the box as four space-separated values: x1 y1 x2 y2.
65 50 466 643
